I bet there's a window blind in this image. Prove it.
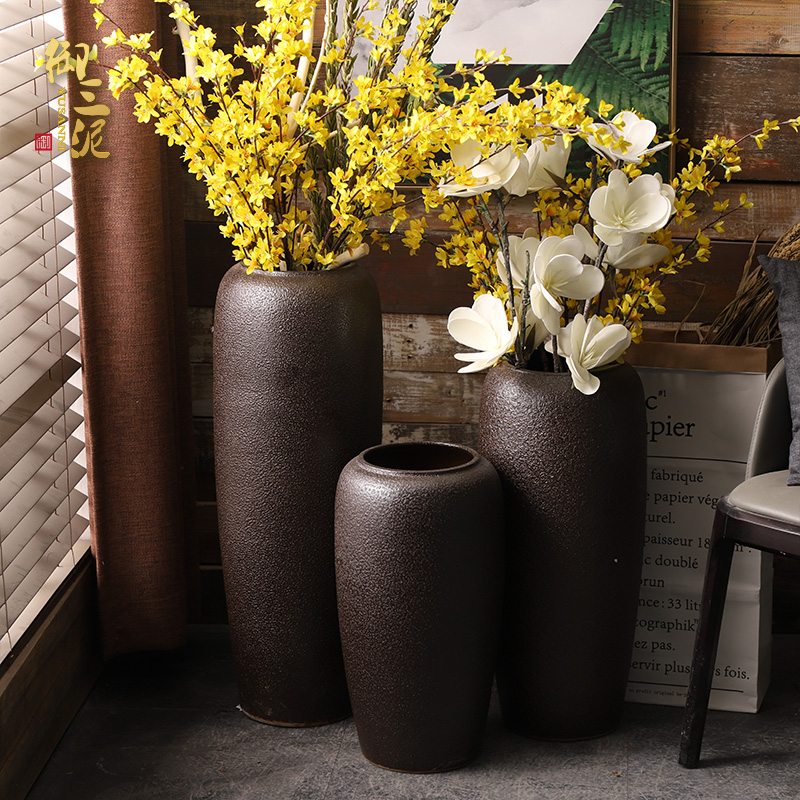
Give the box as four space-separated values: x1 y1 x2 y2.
0 0 90 667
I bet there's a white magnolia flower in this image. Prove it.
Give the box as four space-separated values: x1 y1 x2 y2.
573 224 669 271
496 229 540 289
588 170 675 247
525 136 571 192
528 234 604 335
447 293 519 373
494 232 550 350
439 139 533 198
587 110 671 165
556 314 632 395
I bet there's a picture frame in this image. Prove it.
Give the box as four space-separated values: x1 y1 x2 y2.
434 0 678 175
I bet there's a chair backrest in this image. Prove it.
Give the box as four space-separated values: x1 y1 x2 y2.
746 358 793 479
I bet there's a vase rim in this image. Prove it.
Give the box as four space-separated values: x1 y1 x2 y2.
357 442 480 475
494 362 626 379
232 261 360 277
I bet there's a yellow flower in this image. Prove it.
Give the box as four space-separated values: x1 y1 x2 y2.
92 0 799 293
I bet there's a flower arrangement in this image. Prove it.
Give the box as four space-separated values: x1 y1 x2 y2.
79 0 797 392
87 0 571 274
418 87 800 393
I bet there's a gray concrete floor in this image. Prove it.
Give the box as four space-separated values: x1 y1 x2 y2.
27 626 800 799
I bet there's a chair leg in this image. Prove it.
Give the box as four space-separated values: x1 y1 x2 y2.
679 508 737 768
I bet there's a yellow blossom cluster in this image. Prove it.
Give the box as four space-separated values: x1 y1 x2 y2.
89 0 593 273
422 89 799 345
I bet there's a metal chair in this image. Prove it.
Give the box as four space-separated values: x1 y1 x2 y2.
679 358 799 768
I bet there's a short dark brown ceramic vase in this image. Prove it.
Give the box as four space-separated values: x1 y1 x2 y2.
335 442 504 772
479 362 647 741
213 262 383 726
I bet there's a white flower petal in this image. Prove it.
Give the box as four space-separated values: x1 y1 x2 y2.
612 242 669 270
572 223 599 260
567 356 600 394
454 353 498 373
557 262 605 300
527 136 571 192
438 179 485 198
555 319 573 358
556 314 631 393
632 194 674 233
503 157 532 197
447 310 498 352
450 140 481 168
594 224 624 247
583 323 632 368
530 286 563 335
587 111 672 165
536 233 584 266
439 141 532 198
543 252 584 283
500 235 540 290
625 117 657 153
579 313 605 349
641 140 672 158
628 173 665 202
448 296 517 373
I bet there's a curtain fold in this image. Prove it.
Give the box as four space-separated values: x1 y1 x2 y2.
63 0 197 658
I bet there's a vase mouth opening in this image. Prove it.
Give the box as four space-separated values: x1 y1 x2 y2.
360 442 478 473
234 261 358 276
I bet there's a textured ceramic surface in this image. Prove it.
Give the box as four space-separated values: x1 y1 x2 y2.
335 442 505 772
479 363 647 740
213 263 383 725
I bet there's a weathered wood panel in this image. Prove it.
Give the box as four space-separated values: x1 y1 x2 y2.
191 364 213 417
677 55 800 182
190 308 461 372
186 169 800 237
382 313 459 372
188 306 214 364
192 361 481 421
382 420 478 447
674 183 800 243
679 0 800 55
383 369 483 423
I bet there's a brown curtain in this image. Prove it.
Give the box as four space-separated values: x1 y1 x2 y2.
63 0 198 658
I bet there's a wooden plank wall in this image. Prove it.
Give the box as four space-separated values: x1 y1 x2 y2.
185 1 800 625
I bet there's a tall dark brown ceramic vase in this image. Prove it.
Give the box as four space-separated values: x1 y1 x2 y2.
335 442 504 772
479 362 646 740
213 262 383 726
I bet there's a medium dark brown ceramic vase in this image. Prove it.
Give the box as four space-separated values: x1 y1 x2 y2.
335 442 504 772
479 362 646 740
213 262 382 726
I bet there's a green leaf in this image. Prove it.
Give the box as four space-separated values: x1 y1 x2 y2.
535 0 672 127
